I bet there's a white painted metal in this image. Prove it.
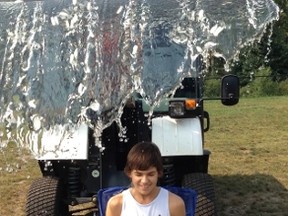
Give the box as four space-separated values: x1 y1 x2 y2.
152 116 203 156
37 124 89 160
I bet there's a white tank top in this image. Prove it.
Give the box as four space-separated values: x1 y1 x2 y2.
121 187 170 216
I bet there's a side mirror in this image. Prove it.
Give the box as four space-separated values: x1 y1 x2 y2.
221 75 240 106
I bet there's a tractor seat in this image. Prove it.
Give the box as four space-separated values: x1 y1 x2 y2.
97 186 197 216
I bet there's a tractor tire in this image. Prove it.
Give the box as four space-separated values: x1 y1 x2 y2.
26 176 69 216
182 173 217 216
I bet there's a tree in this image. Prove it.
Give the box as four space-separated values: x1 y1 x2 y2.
268 0 288 81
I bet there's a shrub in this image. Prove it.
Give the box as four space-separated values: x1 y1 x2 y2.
240 67 288 97
204 79 221 97
278 80 288 95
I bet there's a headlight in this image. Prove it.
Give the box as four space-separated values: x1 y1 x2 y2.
169 99 197 118
169 101 185 117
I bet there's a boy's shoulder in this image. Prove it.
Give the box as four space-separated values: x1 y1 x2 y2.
168 190 186 216
106 192 123 214
108 191 123 206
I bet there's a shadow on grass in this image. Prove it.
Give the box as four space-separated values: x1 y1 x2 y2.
213 174 288 216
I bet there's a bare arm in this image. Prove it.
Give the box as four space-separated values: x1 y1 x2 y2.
169 192 186 216
105 193 122 216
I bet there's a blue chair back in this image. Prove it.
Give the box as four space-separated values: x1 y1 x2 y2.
97 186 197 216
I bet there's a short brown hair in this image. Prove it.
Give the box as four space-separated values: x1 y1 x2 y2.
124 142 163 177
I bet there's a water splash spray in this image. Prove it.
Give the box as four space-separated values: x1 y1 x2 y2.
0 0 280 157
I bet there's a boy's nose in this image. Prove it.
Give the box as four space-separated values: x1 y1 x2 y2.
141 175 149 183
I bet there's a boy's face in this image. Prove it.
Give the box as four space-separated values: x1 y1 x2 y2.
129 166 159 196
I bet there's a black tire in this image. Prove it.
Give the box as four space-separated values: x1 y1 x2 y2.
26 177 69 216
182 173 217 216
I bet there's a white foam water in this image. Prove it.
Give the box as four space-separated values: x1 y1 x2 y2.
0 0 279 156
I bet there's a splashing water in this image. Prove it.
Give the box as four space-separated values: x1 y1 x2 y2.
0 0 279 156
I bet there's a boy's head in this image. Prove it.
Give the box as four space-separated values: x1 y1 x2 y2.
124 142 163 177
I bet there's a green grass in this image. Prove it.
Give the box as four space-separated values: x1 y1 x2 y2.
205 96 288 216
0 96 287 215
0 144 41 216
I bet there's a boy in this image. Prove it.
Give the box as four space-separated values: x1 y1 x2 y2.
105 142 186 216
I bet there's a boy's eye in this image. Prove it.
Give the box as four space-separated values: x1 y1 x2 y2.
134 172 143 176
133 169 157 177
135 173 155 177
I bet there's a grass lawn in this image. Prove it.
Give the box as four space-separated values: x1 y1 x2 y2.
205 96 288 215
0 146 41 216
0 96 287 215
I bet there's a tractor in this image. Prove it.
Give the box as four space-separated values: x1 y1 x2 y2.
0 0 239 215
25 73 239 216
